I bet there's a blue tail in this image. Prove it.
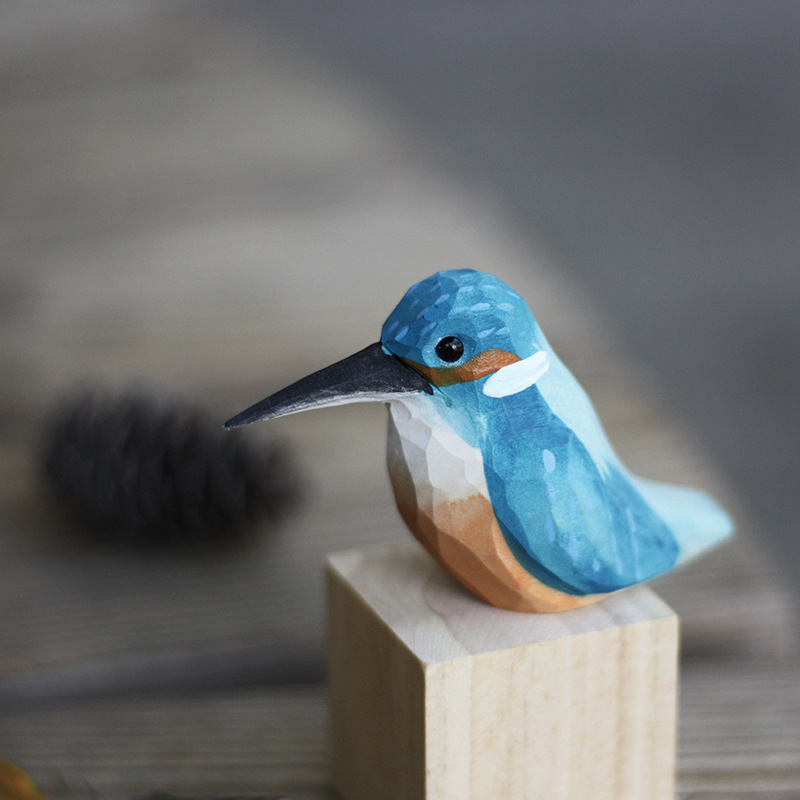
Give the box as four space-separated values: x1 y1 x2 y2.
632 476 733 564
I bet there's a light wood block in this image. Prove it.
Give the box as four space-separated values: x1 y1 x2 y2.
327 542 678 800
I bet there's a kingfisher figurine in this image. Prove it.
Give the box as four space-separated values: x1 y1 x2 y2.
226 270 732 612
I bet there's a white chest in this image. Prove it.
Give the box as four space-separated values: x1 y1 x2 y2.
386 396 490 513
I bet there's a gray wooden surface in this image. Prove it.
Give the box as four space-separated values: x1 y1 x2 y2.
1 5 798 799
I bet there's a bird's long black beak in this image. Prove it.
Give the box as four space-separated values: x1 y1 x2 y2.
224 342 432 429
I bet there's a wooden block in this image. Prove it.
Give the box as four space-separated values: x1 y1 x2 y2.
327 542 678 800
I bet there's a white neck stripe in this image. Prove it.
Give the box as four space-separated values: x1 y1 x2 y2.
482 351 550 398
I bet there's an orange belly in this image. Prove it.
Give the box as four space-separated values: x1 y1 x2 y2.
386 404 602 613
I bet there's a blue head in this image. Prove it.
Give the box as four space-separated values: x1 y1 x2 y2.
225 269 551 432
381 270 551 410
382 270 540 367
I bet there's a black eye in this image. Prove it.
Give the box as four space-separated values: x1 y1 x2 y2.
435 336 464 363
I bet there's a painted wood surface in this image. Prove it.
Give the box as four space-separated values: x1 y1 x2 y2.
0 4 798 799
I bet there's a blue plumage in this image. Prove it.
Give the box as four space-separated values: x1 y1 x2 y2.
381 269 731 598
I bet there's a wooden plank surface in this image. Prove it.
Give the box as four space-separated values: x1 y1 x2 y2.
0 4 797 798
680 663 800 796
1 663 799 800
0 686 333 800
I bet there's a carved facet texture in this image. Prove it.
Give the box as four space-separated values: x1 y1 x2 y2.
379 270 733 610
387 398 598 612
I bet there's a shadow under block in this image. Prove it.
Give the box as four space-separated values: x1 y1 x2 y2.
327 542 678 800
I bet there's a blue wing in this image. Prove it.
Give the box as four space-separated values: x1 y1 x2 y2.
480 388 684 595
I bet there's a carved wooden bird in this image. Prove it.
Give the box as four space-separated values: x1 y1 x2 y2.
226 270 732 612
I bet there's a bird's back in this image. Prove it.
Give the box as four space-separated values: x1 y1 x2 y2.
479 386 683 595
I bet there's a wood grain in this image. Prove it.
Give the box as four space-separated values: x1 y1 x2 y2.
328 544 678 800
1 663 799 800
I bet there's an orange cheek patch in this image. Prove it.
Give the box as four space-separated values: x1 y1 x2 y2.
402 349 520 387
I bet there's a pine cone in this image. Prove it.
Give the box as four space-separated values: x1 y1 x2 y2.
42 388 304 548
